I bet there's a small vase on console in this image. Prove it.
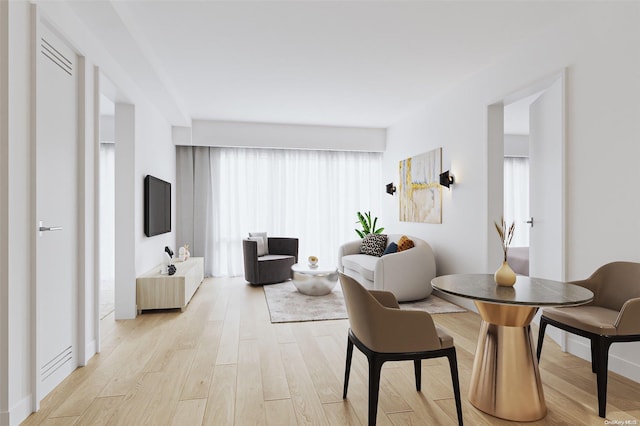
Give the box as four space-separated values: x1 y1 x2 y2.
178 244 190 261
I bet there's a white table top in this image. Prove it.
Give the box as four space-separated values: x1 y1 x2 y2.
291 263 337 275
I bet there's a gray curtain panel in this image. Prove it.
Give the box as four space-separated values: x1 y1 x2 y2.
176 146 214 276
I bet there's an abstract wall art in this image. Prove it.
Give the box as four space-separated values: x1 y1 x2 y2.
399 148 442 223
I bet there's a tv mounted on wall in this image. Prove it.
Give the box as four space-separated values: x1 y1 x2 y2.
144 175 171 237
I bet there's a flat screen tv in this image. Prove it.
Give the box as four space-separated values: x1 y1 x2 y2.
144 175 171 237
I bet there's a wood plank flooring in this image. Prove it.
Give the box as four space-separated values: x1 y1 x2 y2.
22 276 640 425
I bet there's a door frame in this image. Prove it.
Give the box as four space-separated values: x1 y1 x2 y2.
487 70 567 348
0 0 8 419
487 70 567 279
30 5 87 409
527 78 566 282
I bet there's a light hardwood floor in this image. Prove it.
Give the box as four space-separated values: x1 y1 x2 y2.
23 277 640 425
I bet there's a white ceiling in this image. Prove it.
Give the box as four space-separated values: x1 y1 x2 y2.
69 1 590 129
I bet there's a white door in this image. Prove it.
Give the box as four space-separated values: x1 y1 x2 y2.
35 22 78 401
528 77 565 281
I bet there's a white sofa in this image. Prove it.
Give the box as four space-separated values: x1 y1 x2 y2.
338 234 436 302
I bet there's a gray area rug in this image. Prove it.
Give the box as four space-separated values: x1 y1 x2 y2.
263 281 466 323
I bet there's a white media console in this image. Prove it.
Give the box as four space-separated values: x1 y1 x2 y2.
136 257 204 314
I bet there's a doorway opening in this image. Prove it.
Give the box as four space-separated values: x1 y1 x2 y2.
97 72 137 323
488 71 566 283
99 93 115 322
502 91 543 277
488 71 567 348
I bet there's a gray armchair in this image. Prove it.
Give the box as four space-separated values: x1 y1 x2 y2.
242 237 299 285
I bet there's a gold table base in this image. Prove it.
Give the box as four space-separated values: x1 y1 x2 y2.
469 301 547 421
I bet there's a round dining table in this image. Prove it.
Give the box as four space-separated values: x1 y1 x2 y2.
431 274 593 421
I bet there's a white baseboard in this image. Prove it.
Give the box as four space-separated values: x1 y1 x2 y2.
609 352 640 384
83 339 97 366
565 335 592 365
566 335 640 384
7 394 32 426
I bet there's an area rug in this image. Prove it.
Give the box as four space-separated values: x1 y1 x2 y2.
263 281 466 323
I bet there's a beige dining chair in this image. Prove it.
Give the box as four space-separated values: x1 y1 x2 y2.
339 273 463 426
536 261 640 417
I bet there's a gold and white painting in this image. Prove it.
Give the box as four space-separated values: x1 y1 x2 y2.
399 148 442 223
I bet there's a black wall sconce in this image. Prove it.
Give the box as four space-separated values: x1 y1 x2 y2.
439 170 455 188
386 182 396 195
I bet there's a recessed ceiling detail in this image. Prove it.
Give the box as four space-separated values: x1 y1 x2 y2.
68 1 590 128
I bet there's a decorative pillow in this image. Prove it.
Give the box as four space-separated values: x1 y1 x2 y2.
360 233 388 257
247 236 267 257
382 242 398 256
397 235 415 252
248 232 268 256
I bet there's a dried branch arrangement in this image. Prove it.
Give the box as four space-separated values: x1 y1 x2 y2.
494 217 515 262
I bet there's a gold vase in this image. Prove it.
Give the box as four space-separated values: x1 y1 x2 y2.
494 260 516 286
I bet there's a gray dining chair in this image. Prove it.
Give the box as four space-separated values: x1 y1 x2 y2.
339 273 463 426
536 261 640 417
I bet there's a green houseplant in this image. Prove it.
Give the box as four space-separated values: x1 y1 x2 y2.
355 211 384 238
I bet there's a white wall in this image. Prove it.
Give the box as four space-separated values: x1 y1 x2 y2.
1 1 176 424
98 121 115 284
0 1 9 424
504 134 528 157
4 3 35 423
99 115 114 143
112 99 176 320
135 104 176 280
114 104 136 320
78 56 96 366
383 3 640 382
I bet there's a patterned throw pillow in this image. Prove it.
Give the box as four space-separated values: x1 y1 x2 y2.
397 235 415 252
360 233 388 257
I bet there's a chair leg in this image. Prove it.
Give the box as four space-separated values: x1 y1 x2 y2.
536 317 549 361
414 359 421 392
595 337 612 418
368 355 384 426
590 338 598 374
343 336 354 399
446 349 464 426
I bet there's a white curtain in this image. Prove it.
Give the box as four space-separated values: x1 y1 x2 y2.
504 156 529 247
177 146 383 277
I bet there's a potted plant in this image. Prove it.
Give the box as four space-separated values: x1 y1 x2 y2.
355 211 384 238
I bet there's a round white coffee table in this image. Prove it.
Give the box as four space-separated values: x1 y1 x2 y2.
291 263 339 296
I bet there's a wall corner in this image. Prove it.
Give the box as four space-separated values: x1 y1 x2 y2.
172 125 192 146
